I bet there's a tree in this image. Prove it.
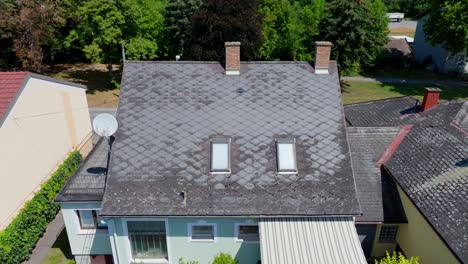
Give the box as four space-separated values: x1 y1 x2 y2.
259 0 326 60
65 0 125 76
163 0 202 59
0 0 68 70
424 0 467 52
186 0 263 61
121 0 166 60
65 0 166 78
383 0 428 16
375 251 419 264
320 0 389 75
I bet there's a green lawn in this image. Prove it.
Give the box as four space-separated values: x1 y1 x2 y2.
342 81 468 105
42 230 74 264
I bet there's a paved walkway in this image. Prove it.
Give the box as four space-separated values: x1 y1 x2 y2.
23 211 65 264
341 76 468 87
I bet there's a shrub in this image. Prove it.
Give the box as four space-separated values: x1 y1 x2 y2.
375 251 419 264
179 258 199 264
0 151 82 264
213 253 238 264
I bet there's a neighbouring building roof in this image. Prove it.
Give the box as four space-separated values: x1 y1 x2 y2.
55 139 109 202
0 71 86 127
347 127 407 223
100 61 361 217
384 38 412 57
259 217 367 264
345 97 468 262
0 72 28 124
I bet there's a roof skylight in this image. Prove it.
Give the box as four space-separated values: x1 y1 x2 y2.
276 138 298 174
211 138 231 173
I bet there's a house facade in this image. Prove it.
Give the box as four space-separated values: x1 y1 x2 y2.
56 42 368 264
0 72 92 229
413 14 468 78
345 91 468 263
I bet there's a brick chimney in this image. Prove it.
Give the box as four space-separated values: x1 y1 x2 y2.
421 88 441 112
225 42 241 75
314 41 332 74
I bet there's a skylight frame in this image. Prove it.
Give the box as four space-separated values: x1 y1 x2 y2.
276 138 298 174
210 137 231 174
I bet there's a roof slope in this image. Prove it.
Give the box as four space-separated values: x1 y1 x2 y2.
55 139 109 202
0 72 28 123
347 127 406 223
101 61 360 217
345 98 468 262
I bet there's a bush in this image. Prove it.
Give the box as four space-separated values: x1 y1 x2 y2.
0 151 82 264
213 253 238 264
375 251 419 264
179 258 199 264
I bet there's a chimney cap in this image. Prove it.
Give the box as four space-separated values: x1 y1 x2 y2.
315 41 333 47
425 87 442 93
225 42 241 47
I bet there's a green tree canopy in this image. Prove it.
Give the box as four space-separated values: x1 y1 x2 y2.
383 0 428 16
259 0 326 60
424 0 468 52
186 0 263 61
163 0 202 59
320 0 389 74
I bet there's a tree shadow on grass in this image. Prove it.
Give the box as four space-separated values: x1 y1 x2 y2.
49 64 122 95
51 229 73 260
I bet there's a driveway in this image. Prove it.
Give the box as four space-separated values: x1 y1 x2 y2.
388 20 417 29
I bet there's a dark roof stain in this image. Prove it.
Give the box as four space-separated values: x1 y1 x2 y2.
100 61 361 217
345 97 468 262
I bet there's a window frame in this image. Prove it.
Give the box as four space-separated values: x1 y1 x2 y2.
234 222 260 243
76 210 108 230
276 138 298 174
188 222 217 243
210 137 231 174
121 218 171 264
378 225 399 242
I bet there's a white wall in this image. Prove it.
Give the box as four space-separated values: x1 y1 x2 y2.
0 77 92 229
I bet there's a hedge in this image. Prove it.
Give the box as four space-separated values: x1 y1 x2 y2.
0 151 82 264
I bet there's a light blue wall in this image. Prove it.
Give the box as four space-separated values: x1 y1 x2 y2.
60 202 112 256
111 217 261 264
413 15 450 73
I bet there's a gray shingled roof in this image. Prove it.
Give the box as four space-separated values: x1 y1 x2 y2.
55 139 109 202
345 98 468 262
100 61 361 217
347 127 407 223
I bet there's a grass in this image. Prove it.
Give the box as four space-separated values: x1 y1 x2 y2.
389 26 416 38
48 64 121 108
42 229 73 264
342 81 468 105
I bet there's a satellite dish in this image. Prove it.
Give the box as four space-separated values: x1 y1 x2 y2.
93 113 118 137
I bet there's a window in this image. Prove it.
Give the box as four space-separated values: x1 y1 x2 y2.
276 138 297 173
379 225 399 242
236 224 259 242
211 138 231 173
77 210 107 230
189 223 216 242
127 221 168 261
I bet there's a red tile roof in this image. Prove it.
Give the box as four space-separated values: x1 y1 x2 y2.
0 71 29 122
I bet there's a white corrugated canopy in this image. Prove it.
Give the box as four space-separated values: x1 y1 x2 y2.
259 217 367 264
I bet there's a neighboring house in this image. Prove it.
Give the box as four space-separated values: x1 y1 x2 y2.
345 90 468 263
384 38 412 58
413 14 468 77
56 42 368 264
0 72 92 229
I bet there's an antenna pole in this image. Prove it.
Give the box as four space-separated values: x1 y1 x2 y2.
121 42 126 62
